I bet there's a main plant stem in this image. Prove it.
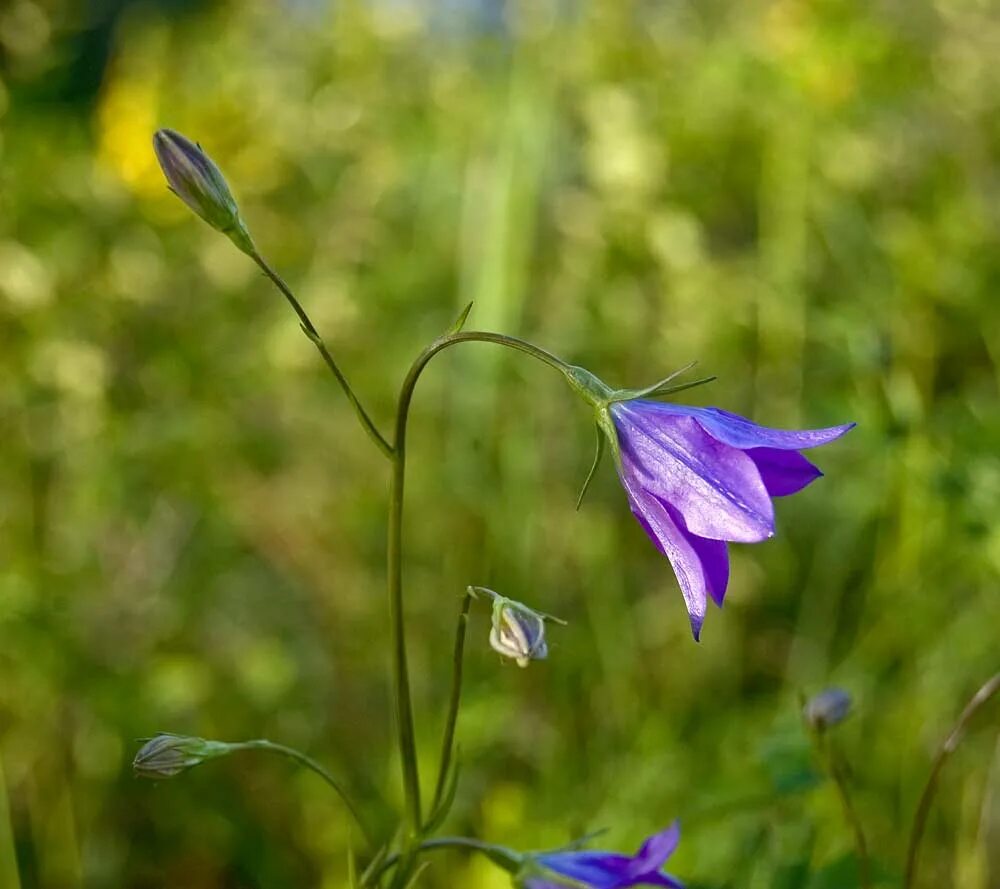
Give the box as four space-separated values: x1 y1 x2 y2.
387 330 571 857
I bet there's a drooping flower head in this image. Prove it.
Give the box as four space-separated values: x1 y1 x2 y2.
517 822 684 889
470 586 566 667
562 365 854 639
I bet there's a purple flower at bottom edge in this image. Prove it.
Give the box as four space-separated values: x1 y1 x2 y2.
520 822 684 889
610 401 854 640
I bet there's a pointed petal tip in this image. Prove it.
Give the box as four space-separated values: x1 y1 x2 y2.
820 420 857 443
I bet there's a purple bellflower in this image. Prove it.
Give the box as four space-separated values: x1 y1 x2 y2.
610 401 854 638
518 822 684 889
561 365 854 640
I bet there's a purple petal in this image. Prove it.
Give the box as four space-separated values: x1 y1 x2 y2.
688 407 854 451
539 851 632 886
628 823 681 876
623 402 854 451
612 403 775 543
632 876 685 889
665 509 729 607
747 447 823 497
619 469 710 639
537 851 683 889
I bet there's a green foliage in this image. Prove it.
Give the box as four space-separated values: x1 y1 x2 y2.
1 0 999 886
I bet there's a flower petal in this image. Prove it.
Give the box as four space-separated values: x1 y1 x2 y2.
623 402 854 451
687 407 854 451
665 509 730 607
747 447 823 497
612 403 775 543
538 852 633 886
628 822 681 876
618 469 710 639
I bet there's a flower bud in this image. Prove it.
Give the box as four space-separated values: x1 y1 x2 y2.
471 587 564 668
804 688 852 731
152 128 255 255
133 733 233 779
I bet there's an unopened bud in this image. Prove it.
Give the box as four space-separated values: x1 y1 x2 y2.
804 688 852 731
152 128 255 255
470 587 565 668
133 733 234 779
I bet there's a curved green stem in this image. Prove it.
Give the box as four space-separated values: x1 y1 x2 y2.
904 671 1000 889
252 252 394 458
387 330 573 856
234 739 372 846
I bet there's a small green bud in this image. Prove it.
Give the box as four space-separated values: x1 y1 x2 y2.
470 587 565 668
133 733 234 779
152 128 255 255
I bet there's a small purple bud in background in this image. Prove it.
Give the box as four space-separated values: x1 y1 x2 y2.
804 688 852 731
470 586 566 668
133 733 234 779
152 128 255 255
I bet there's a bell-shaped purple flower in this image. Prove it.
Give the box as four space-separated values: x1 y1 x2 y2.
519 822 684 889
609 401 854 639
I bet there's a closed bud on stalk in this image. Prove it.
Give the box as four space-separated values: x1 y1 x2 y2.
804 688 852 731
470 586 565 668
133 733 235 779
152 128 255 256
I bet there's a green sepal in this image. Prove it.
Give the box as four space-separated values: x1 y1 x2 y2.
448 301 474 334
607 361 717 403
223 217 256 257
575 423 605 510
594 405 622 471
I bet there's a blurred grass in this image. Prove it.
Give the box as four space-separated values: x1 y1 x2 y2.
1 0 1000 886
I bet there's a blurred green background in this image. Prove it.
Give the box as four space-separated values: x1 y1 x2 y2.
2 0 999 886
